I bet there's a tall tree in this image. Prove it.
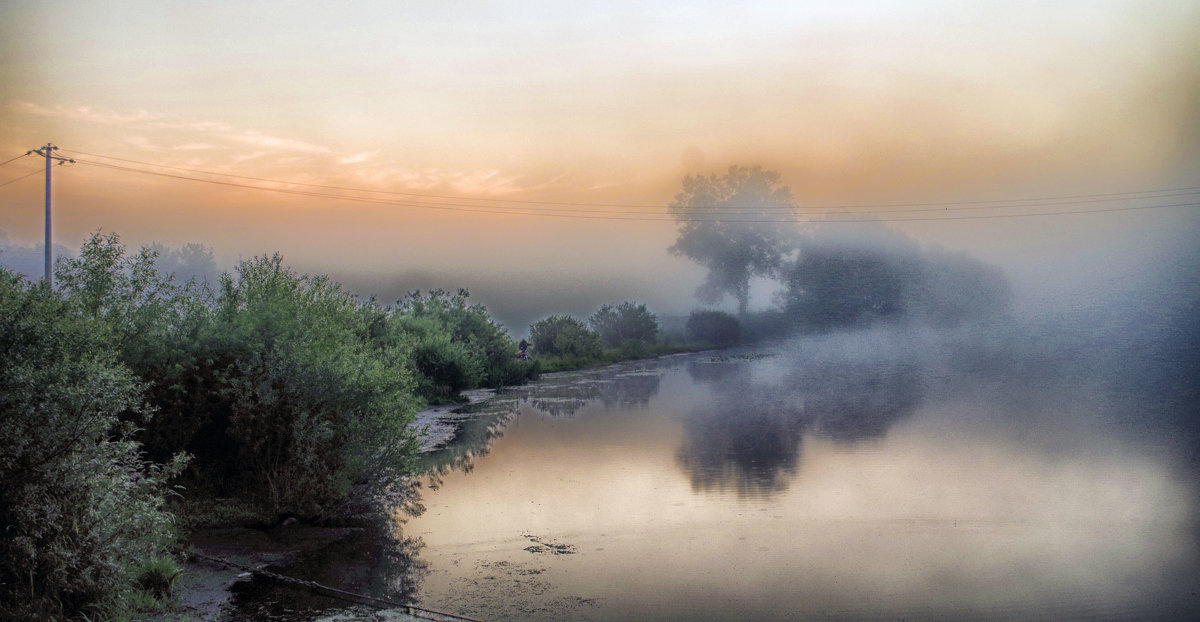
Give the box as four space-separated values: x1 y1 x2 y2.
668 166 797 314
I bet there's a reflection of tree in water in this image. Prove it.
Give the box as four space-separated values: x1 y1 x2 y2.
528 369 662 417
598 371 662 409
676 392 806 497
678 355 923 498
416 363 665 476
798 361 923 443
416 398 522 477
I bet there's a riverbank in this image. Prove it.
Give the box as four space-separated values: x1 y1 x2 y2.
160 349 711 620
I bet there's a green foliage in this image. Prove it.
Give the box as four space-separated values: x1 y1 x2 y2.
1 232 552 617
529 314 603 360
378 288 535 397
133 556 182 601
392 314 483 399
54 236 427 522
588 301 659 348
211 255 420 519
669 166 798 314
686 310 742 347
56 233 216 467
0 266 184 621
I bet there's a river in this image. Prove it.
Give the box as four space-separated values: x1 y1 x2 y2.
227 308 1198 620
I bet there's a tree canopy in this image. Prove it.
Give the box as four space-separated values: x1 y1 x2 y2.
668 166 798 315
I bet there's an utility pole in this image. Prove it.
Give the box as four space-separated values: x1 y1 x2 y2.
25 144 73 286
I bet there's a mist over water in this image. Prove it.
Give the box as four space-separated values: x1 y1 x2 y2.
368 251 1199 620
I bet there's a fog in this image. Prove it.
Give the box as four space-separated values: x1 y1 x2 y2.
399 245 1200 619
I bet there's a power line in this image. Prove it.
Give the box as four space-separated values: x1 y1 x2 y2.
59 148 668 208
68 156 1200 219
0 153 33 168
58 147 1200 212
68 157 1200 223
0 168 43 189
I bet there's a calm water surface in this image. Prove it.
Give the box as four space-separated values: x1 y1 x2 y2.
227 312 1198 621
399 322 1198 621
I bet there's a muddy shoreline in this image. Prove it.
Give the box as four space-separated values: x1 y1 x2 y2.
167 526 429 621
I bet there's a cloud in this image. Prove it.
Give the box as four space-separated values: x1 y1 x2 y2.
338 151 376 165
124 136 154 149
225 131 331 154
8 100 626 199
12 101 163 124
230 151 267 164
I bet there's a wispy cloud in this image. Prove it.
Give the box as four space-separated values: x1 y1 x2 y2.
338 151 376 165
225 131 331 155
230 151 267 164
8 100 579 198
13 101 164 124
172 143 217 151
124 136 155 149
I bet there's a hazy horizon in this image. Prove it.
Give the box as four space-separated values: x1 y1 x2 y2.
3 1 1199 329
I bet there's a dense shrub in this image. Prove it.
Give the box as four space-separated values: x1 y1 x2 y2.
529 315 603 359
55 237 425 521
392 314 484 399
211 255 420 519
55 233 216 469
0 232 551 616
588 301 659 348
686 310 742 346
394 289 533 389
0 267 184 620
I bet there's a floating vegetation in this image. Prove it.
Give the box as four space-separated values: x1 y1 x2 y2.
522 535 577 555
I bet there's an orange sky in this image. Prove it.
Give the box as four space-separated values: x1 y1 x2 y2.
1 1 1198 322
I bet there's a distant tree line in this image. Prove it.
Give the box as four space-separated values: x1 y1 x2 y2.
668 166 1012 333
527 300 663 369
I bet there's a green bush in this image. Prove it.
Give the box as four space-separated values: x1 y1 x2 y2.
392 289 532 389
211 255 420 519
529 314 603 359
0 267 184 621
133 556 182 601
395 314 484 399
686 310 742 347
56 232 219 472
588 301 659 349
55 237 425 522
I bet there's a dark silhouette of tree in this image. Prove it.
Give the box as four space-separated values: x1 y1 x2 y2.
685 309 742 346
777 221 1011 328
669 166 798 315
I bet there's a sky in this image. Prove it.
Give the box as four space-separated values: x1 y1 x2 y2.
1 0 1198 327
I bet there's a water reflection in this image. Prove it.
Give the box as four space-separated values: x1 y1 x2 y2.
678 352 924 497
417 364 664 476
224 292 1200 622
527 368 662 417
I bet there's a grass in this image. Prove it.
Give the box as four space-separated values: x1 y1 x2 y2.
532 341 706 373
